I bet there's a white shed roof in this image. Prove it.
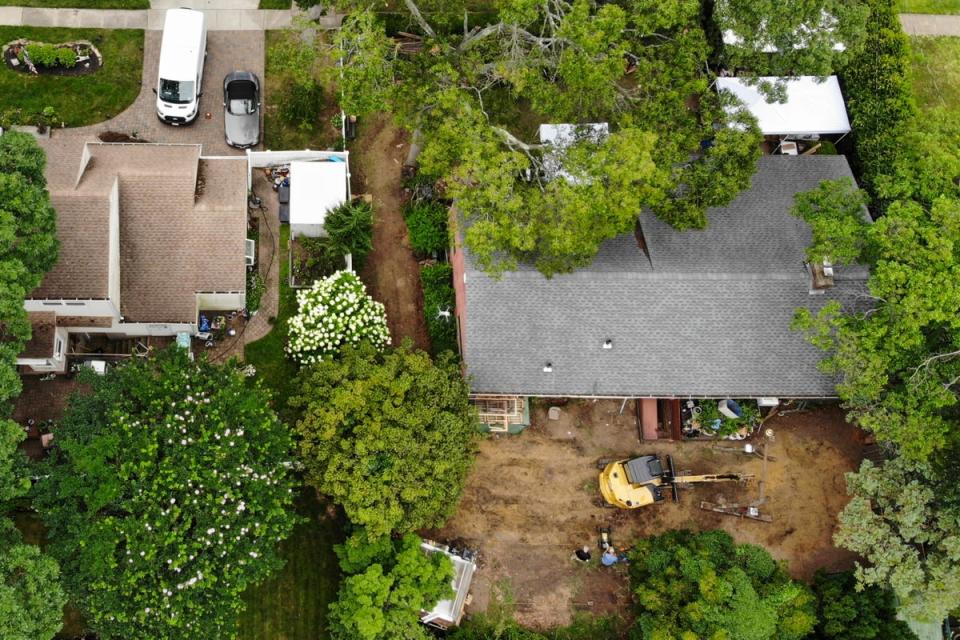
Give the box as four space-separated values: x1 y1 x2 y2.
717 76 851 136
420 542 476 627
538 123 609 183
289 160 348 226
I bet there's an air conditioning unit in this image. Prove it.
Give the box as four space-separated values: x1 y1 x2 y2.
245 239 256 266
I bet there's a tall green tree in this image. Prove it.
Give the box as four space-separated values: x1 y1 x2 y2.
291 342 477 537
809 570 917 640
714 0 869 78
793 194 960 459
0 518 66 640
0 132 59 406
328 530 453 640
332 0 760 275
628 529 816 640
834 457 960 623
35 348 298 640
838 0 915 203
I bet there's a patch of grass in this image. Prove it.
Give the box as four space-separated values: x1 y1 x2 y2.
898 0 960 13
237 488 342 640
0 0 147 6
245 224 299 417
911 36 960 113
258 0 292 8
0 27 142 127
264 30 341 151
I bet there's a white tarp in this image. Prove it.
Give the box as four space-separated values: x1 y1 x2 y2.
717 76 851 136
289 160 348 238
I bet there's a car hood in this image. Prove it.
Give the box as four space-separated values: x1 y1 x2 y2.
225 111 259 147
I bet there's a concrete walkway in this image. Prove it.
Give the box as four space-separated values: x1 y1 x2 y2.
0 0 347 30
900 13 960 36
0 5 296 29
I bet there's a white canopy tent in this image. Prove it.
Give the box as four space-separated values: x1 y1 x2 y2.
288 160 348 238
717 76 851 137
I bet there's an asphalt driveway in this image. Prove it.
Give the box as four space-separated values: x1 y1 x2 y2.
58 30 264 156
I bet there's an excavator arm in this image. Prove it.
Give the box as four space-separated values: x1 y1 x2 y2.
671 473 753 484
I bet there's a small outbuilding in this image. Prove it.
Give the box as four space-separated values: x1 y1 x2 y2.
420 541 477 630
288 160 348 238
717 76 851 137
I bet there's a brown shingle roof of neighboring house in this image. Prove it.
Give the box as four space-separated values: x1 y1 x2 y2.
22 312 57 359
32 141 247 324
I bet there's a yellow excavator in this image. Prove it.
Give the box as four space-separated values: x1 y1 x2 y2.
599 454 751 509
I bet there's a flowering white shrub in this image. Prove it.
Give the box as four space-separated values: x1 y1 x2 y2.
287 270 390 364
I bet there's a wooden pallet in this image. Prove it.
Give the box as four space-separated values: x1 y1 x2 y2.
699 501 773 522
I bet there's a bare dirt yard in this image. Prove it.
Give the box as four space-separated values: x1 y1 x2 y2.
350 114 431 351
431 399 865 629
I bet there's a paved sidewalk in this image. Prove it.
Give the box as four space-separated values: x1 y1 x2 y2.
900 13 960 36
0 6 296 29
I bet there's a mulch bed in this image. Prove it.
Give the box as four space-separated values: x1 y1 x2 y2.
3 39 102 76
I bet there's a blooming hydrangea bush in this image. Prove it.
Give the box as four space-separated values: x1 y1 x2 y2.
287 270 390 364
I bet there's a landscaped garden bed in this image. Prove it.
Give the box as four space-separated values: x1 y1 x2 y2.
3 39 102 76
289 235 349 288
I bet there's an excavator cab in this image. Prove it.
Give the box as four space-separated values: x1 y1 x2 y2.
599 455 676 509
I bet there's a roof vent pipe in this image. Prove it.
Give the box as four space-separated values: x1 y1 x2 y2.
603 339 613 350
543 362 553 373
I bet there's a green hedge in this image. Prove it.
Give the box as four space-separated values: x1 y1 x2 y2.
839 0 916 206
403 201 449 255
421 263 457 355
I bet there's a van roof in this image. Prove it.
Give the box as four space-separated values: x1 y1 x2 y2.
158 9 205 82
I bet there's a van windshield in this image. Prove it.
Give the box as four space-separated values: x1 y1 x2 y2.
159 78 195 104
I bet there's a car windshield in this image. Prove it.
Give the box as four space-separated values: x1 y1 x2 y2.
159 78 195 104
227 81 257 115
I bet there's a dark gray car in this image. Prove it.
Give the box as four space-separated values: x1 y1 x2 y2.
223 71 260 149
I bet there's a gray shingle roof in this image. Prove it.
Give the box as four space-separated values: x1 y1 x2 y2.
462 155 870 398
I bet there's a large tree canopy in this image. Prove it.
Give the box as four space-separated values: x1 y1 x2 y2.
810 570 917 640
0 132 59 406
328 531 453 640
331 0 761 275
793 193 960 460
628 529 816 640
834 457 960 623
0 519 66 640
291 342 477 537
714 0 869 78
35 348 298 639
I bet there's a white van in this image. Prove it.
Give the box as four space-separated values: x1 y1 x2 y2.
154 8 207 125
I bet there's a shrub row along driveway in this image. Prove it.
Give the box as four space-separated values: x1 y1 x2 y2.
57 29 263 155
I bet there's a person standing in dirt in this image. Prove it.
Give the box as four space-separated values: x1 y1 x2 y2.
572 545 592 563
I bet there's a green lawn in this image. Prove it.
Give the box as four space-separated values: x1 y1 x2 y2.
0 27 143 127
911 36 960 112
258 0 292 8
245 224 299 418
899 0 960 14
237 488 342 640
0 0 147 7
241 228 343 640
